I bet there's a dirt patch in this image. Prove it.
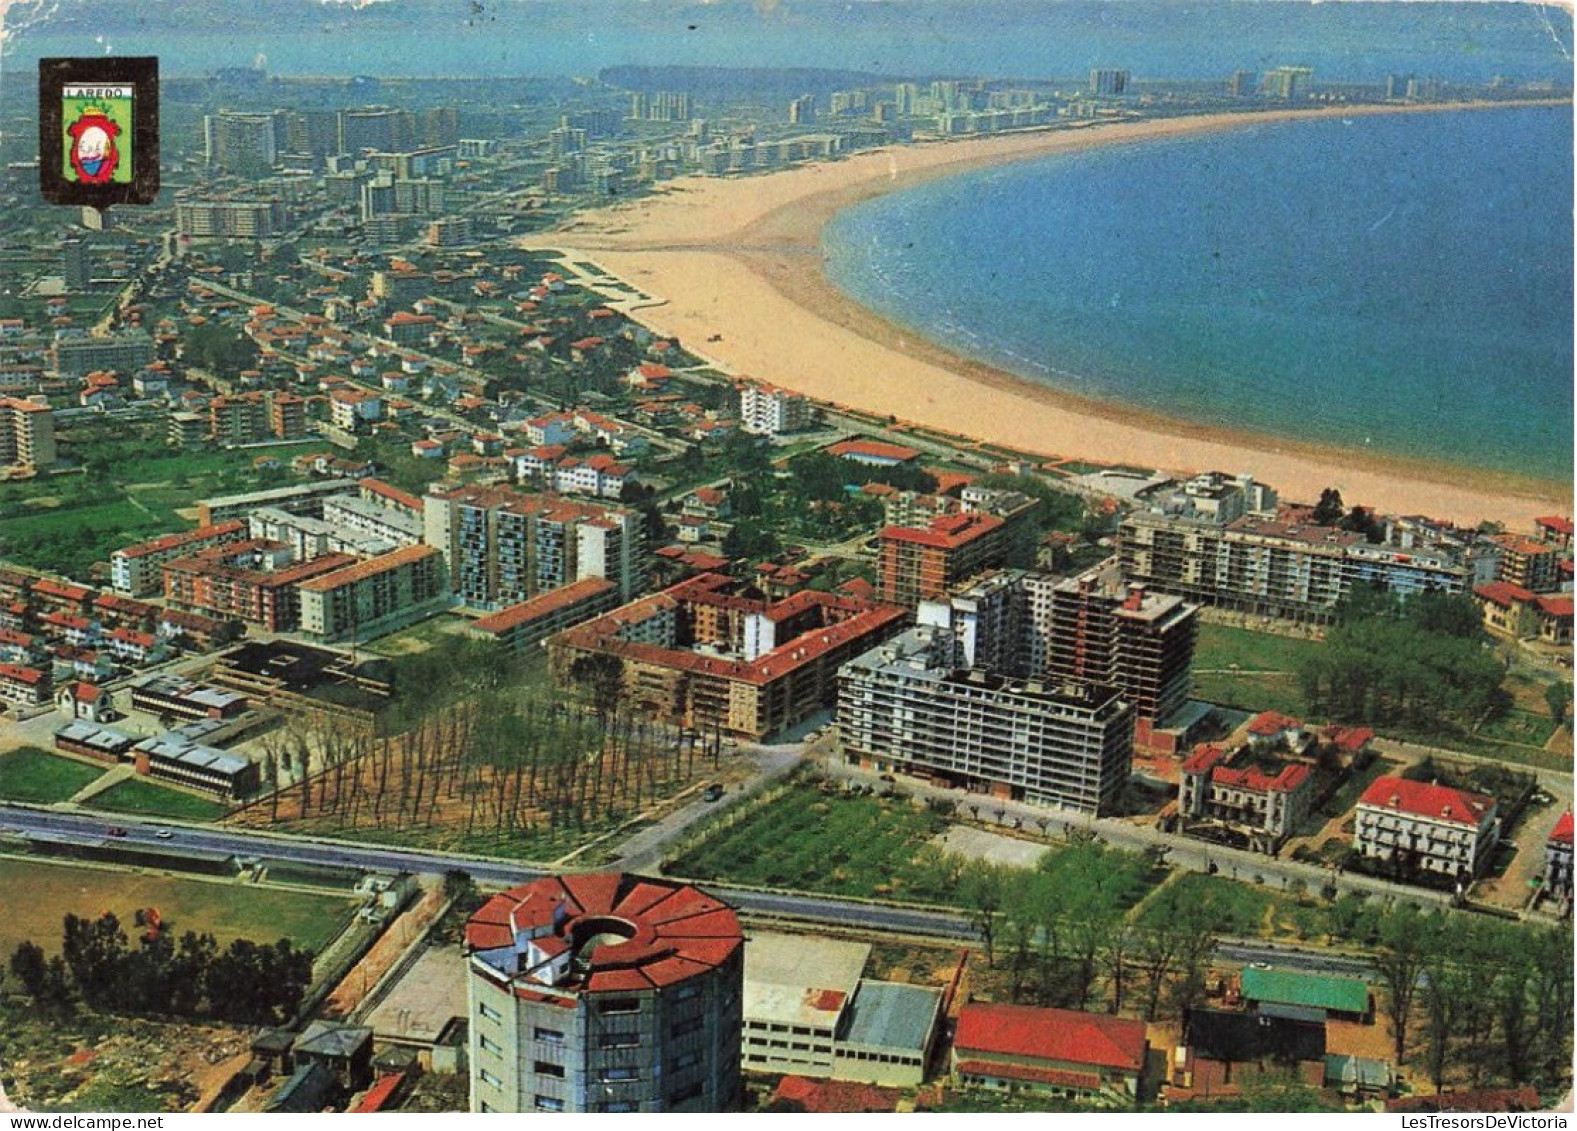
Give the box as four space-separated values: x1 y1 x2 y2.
320 879 446 1019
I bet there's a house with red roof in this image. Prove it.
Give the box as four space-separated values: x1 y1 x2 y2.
55 679 112 723
952 1002 1148 1104
1355 776 1499 883
1533 515 1573 551
1546 811 1573 904
1178 742 1315 851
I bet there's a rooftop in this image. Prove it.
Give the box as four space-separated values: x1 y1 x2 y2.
466 873 743 995
1240 966 1369 1015
743 930 869 1030
1359 775 1496 827
838 980 941 1053
954 1002 1146 1073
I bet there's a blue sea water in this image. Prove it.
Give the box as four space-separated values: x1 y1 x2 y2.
823 106 1574 483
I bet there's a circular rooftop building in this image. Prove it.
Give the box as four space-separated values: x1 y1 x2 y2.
464 872 744 1113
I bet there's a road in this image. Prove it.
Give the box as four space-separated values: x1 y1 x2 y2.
0 799 1392 980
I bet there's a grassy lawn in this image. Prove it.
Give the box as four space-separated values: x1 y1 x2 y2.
1474 708 1557 749
1195 623 1324 675
0 856 356 958
1192 670 1310 717
1136 872 1305 940
0 747 108 804
1317 756 1402 819
86 778 229 822
670 786 954 903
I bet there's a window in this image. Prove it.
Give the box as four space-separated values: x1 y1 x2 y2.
600 1032 640 1049
672 1050 701 1071
478 1002 501 1021
535 1096 565 1112
671 1017 703 1038
478 1035 502 1055
602 1067 639 1082
479 1069 502 1088
603 1102 635 1113
534 1027 564 1044
600 997 641 1015
673 982 701 1002
479 1103 494 1114
669 1082 703 1105
534 1061 565 1079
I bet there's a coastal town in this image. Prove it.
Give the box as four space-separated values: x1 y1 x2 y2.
0 27 1572 1119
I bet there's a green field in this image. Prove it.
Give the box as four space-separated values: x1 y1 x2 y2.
670 786 955 903
86 778 229 822
0 747 107 804
0 856 356 959
1195 622 1325 674
1135 872 1312 941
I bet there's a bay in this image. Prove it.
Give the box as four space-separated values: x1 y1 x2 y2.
822 106 1574 483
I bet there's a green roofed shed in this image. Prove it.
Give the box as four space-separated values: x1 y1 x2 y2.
1241 966 1369 1018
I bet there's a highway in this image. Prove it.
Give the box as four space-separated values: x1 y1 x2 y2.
0 801 1384 977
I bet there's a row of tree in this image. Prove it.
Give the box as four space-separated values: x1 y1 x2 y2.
951 843 1574 1093
8 914 312 1027
250 639 721 841
1373 905 1571 1092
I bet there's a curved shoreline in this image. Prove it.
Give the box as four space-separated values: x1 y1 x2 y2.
532 101 1572 527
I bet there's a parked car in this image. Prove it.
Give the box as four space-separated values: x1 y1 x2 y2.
703 784 725 802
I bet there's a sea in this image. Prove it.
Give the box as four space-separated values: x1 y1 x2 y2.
5 0 1572 481
822 105 1575 483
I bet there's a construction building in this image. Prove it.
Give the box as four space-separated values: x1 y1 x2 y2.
111 521 250 597
162 540 357 633
469 577 620 656
464 873 743 1113
1046 558 1198 732
1118 473 1466 624
838 625 1134 815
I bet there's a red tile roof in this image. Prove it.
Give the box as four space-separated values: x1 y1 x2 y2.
1359 776 1496 827
954 1003 1146 1074
357 477 423 514
465 873 742 992
1534 516 1574 536
772 1076 901 1114
827 438 921 463
1247 710 1302 737
297 545 440 593
116 521 247 560
1551 811 1573 847
0 663 47 685
472 578 617 635
879 512 1003 550
1536 594 1573 618
1475 581 1538 608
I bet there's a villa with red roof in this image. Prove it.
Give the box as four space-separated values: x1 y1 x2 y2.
1178 743 1316 850
1355 776 1500 882
1546 811 1573 904
952 1002 1148 1104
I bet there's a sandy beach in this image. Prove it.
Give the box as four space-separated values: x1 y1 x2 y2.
528 103 1572 528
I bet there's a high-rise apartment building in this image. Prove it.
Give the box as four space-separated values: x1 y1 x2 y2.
838 625 1134 815
0 398 57 473
204 110 287 175
1090 69 1130 96
877 513 1009 608
465 873 743 1114
423 485 645 611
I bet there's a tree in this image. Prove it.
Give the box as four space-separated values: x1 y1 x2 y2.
1373 903 1437 1063
9 940 46 1001
959 861 1005 968
1311 487 1345 526
1545 680 1572 729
